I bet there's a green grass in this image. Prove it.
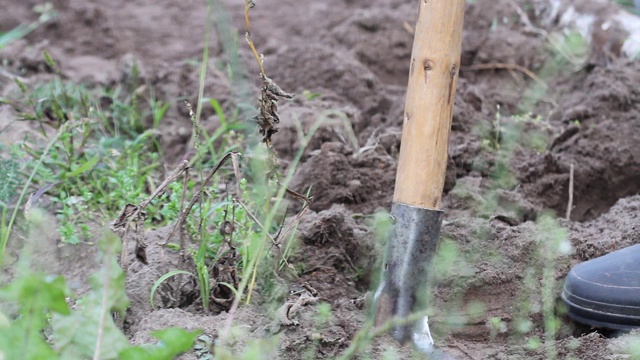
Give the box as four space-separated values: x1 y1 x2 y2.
11 58 165 243
0 4 56 49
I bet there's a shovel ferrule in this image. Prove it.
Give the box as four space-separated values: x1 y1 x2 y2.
373 201 443 344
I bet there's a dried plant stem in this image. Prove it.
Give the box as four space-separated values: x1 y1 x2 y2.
219 111 327 345
231 152 242 196
112 160 189 267
566 163 574 221
140 160 189 210
244 0 265 78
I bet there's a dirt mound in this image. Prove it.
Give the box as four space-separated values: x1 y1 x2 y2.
123 226 199 331
519 116 640 221
330 8 415 86
295 204 375 291
290 142 396 214
268 43 392 122
564 60 640 117
570 195 640 261
270 99 361 162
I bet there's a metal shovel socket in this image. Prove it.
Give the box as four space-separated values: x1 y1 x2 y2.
373 201 443 346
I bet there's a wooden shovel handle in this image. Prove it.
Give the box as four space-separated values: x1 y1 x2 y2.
394 0 465 210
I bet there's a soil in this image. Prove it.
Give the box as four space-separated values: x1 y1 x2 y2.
1 0 640 359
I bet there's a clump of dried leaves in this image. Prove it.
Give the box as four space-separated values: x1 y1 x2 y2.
255 75 293 143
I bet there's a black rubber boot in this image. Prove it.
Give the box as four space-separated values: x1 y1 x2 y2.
561 244 640 330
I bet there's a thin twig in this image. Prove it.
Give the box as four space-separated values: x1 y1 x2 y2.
276 202 310 247
177 167 190 254
462 63 548 89
566 163 574 221
140 160 189 210
507 0 546 37
403 21 414 35
280 182 313 203
507 68 524 87
165 152 238 244
233 196 292 269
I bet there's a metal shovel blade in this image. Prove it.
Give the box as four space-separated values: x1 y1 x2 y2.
373 202 443 346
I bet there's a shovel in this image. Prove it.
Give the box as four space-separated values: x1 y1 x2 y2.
372 0 465 355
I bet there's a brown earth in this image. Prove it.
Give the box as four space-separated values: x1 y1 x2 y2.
1 0 640 359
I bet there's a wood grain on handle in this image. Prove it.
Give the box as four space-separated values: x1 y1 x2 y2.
394 0 465 210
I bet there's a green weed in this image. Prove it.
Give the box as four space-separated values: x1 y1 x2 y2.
0 224 200 359
9 53 168 244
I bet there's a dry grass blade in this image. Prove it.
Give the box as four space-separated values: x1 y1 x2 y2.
566 163 574 221
282 182 313 204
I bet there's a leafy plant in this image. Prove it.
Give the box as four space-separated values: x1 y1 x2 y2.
0 226 199 359
120 328 201 360
50 232 130 359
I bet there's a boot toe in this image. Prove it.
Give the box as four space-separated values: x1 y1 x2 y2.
561 244 640 330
